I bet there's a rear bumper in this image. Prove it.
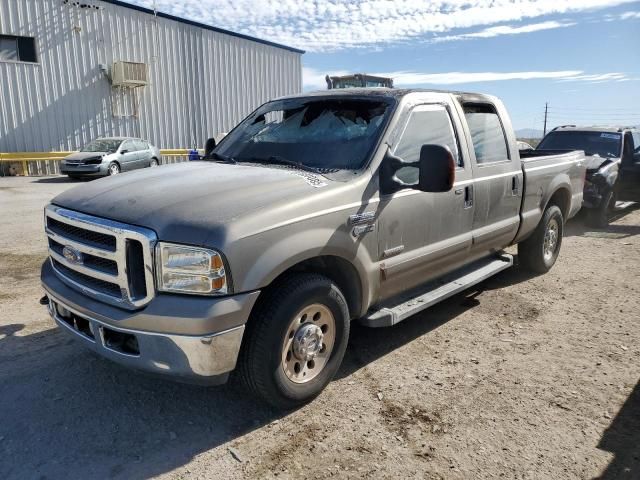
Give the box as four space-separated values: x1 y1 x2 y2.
41 260 260 384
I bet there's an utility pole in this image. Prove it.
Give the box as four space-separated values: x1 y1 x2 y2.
543 102 548 136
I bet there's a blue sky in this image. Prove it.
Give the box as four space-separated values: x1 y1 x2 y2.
133 0 640 133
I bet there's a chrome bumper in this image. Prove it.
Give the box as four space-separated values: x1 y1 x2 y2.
46 293 245 385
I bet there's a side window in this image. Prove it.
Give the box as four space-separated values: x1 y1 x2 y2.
121 141 133 153
463 104 509 164
394 105 460 184
632 132 640 152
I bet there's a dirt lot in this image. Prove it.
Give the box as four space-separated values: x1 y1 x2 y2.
0 175 638 480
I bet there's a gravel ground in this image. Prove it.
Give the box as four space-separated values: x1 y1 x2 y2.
0 175 638 479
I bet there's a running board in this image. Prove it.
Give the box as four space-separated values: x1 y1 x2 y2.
361 254 513 328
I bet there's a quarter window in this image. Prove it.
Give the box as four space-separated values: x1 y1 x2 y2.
394 105 460 184
464 104 509 164
0 35 37 63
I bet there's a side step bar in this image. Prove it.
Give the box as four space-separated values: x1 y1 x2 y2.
361 254 513 328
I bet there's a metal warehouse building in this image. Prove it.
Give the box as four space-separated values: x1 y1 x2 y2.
0 0 303 154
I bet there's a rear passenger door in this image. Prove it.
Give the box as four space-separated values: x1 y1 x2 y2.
136 141 152 168
461 103 522 252
119 140 138 171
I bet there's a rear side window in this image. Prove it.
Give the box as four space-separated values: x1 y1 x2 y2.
394 105 460 184
463 104 509 164
632 132 640 152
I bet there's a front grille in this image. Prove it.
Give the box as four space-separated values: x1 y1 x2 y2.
47 217 116 251
52 259 122 297
45 205 156 310
49 238 118 275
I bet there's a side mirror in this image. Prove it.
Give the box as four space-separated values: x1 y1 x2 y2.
204 138 217 157
380 144 455 195
120 149 129 154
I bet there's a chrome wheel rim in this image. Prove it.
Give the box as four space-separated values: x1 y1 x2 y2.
150 160 158 167
109 164 119 175
281 303 335 384
543 218 559 261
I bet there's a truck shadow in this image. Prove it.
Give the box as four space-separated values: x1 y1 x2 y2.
0 266 539 479
595 379 640 479
565 204 640 239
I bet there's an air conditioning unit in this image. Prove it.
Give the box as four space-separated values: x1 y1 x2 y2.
111 61 148 87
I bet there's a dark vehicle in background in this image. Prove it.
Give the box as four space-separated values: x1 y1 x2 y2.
60 137 161 179
536 126 640 227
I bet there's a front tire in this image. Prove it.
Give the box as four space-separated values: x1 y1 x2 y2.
107 162 120 176
586 190 615 229
518 204 564 273
238 273 350 409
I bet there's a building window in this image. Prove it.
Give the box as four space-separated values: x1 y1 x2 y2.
0 35 38 63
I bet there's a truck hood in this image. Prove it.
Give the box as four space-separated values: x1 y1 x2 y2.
64 151 110 161
51 161 335 246
584 155 620 171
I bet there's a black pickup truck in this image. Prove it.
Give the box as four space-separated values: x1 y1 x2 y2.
537 126 640 227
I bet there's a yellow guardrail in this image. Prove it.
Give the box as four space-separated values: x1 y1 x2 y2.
0 150 192 176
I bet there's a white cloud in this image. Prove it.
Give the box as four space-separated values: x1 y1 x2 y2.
303 67 631 89
619 11 640 19
136 0 638 52
433 21 575 42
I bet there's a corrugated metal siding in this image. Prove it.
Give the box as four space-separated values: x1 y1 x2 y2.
0 0 302 152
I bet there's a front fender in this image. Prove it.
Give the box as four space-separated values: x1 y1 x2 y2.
229 225 377 313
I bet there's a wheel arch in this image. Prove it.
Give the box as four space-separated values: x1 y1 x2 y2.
251 255 364 321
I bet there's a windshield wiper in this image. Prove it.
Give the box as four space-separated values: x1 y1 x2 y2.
202 152 236 164
237 155 322 173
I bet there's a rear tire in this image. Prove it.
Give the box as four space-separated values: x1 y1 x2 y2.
586 190 615 229
150 158 159 167
518 205 564 273
237 273 350 409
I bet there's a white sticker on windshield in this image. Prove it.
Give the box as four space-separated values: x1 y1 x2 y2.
601 133 619 140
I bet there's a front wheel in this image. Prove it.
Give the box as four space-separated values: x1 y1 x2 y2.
237 273 350 409
107 162 120 176
518 204 564 273
586 190 615 229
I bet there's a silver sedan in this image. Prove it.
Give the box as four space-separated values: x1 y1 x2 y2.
60 137 162 178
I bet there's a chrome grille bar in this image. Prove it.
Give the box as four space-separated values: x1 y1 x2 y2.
45 205 157 309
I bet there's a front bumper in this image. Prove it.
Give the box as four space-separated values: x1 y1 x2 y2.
60 163 105 176
41 260 260 384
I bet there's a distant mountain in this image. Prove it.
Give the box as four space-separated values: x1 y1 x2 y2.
515 128 543 139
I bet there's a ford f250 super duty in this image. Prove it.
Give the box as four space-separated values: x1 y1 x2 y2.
41 89 586 408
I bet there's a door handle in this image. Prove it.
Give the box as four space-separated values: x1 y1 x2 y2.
454 188 464 195
464 185 473 209
511 176 520 196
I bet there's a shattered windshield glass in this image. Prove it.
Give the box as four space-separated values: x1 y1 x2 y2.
215 97 392 171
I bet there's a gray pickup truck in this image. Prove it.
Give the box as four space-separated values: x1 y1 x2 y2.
41 89 586 408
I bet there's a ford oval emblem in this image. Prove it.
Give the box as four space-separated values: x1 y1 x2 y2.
62 245 83 265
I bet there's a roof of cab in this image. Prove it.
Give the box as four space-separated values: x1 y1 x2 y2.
276 87 493 102
551 125 638 133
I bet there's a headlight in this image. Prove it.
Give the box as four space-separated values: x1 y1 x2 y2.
84 156 103 165
155 242 228 295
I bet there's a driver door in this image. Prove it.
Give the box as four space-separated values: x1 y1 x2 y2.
376 101 474 301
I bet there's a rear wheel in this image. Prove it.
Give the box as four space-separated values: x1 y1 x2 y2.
150 158 159 167
107 162 120 176
238 273 350 409
518 204 564 273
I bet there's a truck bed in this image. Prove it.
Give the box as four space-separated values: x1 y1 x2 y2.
513 150 586 244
